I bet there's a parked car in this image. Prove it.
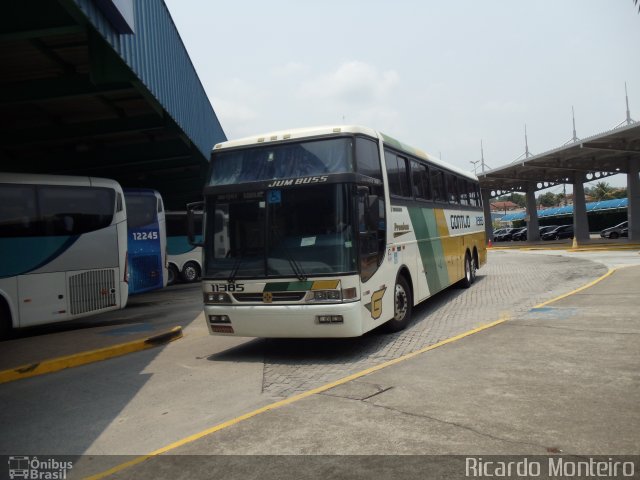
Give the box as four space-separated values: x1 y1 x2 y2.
542 224 574 240
512 225 557 241
539 225 558 236
494 228 519 242
511 227 528 241
600 221 628 239
492 229 507 242
621 227 628 238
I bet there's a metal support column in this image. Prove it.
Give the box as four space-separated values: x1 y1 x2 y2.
481 189 493 244
572 175 589 243
628 157 640 241
526 183 540 241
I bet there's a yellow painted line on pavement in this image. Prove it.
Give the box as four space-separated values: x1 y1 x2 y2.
0 326 183 385
533 267 617 309
86 316 510 480
87 267 619 479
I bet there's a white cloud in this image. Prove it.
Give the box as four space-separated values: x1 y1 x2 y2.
271 62 310 77
298 61 400 106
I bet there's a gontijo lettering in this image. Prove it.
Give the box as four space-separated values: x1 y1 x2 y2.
450 215 471 229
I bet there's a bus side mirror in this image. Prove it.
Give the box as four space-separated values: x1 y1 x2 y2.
187 201 204 247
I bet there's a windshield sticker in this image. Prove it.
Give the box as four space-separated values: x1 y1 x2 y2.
301 236 316 247
267 190 282 204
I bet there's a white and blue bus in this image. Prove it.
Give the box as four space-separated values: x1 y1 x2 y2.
124 188 167 295
0 173 129 336
166 211 203 285
190 125 486 338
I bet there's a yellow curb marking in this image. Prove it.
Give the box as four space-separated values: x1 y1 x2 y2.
0 327 183 385
87 267 620 479
533 267 616 309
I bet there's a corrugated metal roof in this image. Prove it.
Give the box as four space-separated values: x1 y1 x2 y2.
501 198 628 221
72 0 226 159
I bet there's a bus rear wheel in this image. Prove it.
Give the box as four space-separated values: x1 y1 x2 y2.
459 252 476 289
181 262 201 283
167 264 179 286
383 275 412 333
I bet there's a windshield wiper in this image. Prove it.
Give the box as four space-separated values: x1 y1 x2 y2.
227 251 244 283
270 226 307 281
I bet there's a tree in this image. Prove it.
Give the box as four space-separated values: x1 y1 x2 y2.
612 188 628 199
592 181 615 201
537 192 558 207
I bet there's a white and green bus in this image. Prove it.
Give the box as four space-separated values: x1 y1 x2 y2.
0 173 129 336
188 126 486 338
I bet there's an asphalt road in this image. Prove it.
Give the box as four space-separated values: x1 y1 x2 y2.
1 250 638 478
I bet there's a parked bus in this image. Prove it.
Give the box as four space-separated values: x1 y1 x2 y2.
124 188 167 295
188 126 486 338
166 210 203 285
0 173 128 336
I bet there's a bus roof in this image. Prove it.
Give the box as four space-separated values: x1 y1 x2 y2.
0 172 124 189
123 187 162 197
212 125 477 182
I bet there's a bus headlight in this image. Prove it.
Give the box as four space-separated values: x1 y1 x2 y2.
204 292 232 304
312 290 341 302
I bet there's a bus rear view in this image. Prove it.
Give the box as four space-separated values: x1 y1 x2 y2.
124 189 168 295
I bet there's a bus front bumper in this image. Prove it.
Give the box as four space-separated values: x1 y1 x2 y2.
203 301 364 338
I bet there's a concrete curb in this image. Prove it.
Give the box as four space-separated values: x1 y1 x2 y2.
0 326 183 385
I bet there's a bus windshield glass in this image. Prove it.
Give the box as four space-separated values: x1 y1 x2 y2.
209 138 354 186
126 195 158 228
205 184 356 279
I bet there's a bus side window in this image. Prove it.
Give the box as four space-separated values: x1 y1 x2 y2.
0 184 39 237
446 174 459 204
384 150 410 197
431 169 445 202
410 160 431 201
355 137 382 181
459 179 470 205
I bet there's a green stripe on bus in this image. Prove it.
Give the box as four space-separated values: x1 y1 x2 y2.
407 207 449 293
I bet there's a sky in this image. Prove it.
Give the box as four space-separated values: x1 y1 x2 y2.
164 0 640 189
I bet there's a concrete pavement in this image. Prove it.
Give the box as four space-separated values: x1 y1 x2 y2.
102 265 640 479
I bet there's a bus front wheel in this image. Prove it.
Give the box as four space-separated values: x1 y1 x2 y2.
181 262 201 283
0 301 12 340
383 275 412 333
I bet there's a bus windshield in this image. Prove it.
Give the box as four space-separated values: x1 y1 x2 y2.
205 183 356 279
125 195 158 228
209 137 354 186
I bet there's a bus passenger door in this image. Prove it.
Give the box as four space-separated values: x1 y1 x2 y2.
17 273 67 327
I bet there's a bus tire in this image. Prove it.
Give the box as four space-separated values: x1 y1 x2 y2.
459 252 475 289
167 264 179 286
0 300 13 340
181 262 201 283
383 275 412 333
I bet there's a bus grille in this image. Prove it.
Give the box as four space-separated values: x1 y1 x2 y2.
69 269 117 315
130 255 162 292
233 292 306 302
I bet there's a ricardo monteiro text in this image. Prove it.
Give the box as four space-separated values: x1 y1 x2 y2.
465 457 635 477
